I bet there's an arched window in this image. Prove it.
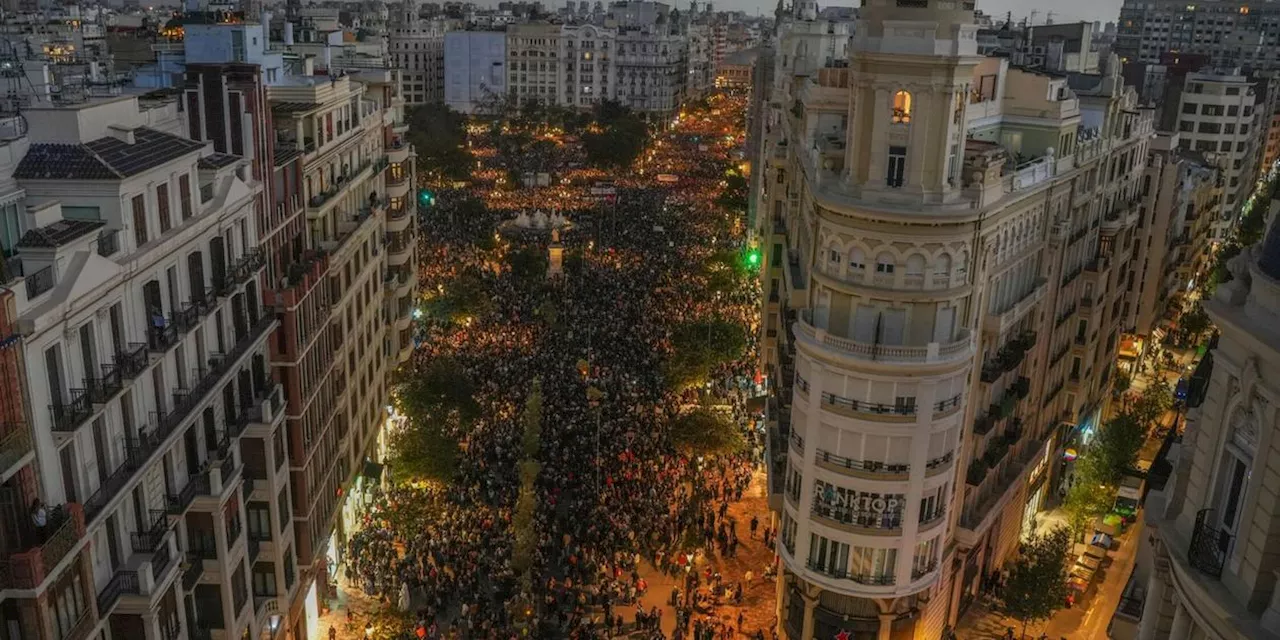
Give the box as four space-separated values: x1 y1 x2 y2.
892 90 912 124
906 254 926 275
876 253 895 274
849 247 866 270
936 252 952 275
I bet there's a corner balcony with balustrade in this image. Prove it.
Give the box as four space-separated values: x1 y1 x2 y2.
0 503 88 594
794 309 974 374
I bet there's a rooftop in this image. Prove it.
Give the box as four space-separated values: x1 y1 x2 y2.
198 152 240 170
15 218 105 248
15 127 204 180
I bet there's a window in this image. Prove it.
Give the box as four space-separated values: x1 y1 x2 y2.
1181 102 1198 114
849 248 865 270
1225 123 1236 134
875 253 895 273
1228 105 1240 116
156 184 171 233
252 566 277 597
1198 121 1221 134
886 146 907 188
179 174 192 220
51 572 86 640
808 533 850 576
131 194 147 247
1179 120 1194 132
891 90 912 124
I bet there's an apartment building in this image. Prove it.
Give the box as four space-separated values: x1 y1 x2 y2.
503 15 688 114
388 0 450 106
1123 133 1220 364
1135 222 1280 640
0 115 93 640
267 66 416 634
0 92 276 640
1114 0 1280 67
443 30 507 114
755 1 1148 637
1171 71 1265 238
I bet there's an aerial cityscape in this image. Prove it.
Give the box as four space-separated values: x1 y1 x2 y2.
0 0 1276 640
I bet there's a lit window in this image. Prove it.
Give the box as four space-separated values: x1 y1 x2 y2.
892 90 912 124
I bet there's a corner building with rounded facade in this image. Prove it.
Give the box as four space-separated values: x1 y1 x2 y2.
758 1 1150 638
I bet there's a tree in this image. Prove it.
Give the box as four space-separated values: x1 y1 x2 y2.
508 244 548 282
1078 412 1145 488
582 104 648 170
427 268 492 325
1132 379 1173 431
716 171 749 212
405 103 474 182
1063 479 1113 542
999 527 1072 639
389 357 479 482
662 318 748 391
670 408 745 457
1179 304 1212 345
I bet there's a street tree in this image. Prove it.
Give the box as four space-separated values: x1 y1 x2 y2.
663 318 747 391
427 268 492 325
1179 304 1212 345
670 408 745 457
1063 480 1113 542
1132 379 1174 431
405 103 473 182
999 527 1072 639
389 357 479 482
1079 412 1146 488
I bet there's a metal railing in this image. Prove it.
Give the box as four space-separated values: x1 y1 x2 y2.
84 365 124 404
934 393 963 413
806 560 895 585
97 229 119 257
151 542 173 581
816 449 908 475
166 476 200 514
1188 509 1231 579
130 509 170 552
49 390 92 432
822 392 915 416
189 531 217 559
25 265 54 298
115 343 149 378
96 570 139 617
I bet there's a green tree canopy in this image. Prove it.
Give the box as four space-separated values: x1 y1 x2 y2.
1078 412 1146 488
670 408 745 457
583 104 648 170
389 357 479 482
662 318 748 390
426 268 493 325
999 527 1072 638
405 103 474 182
716 171 749 212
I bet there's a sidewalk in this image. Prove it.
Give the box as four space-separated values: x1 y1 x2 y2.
955 519 1142 640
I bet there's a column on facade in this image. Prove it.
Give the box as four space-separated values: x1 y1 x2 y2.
800 590 818 640
1137 562 1167 640
877 611 895 640
143 612 162 640
866 86 889 188
794 361 824 563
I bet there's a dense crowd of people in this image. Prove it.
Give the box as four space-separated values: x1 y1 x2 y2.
341 94 771 640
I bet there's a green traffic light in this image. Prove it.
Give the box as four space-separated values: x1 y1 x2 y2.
746 250 760 267
418 189 434 207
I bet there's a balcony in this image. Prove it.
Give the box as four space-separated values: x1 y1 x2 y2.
0 422 33 477
49 390 92 433
306 158 379 213
984 279 1046 336
980 331 1035 383
214 250 266 297
115 343 149 379
805 560 895 586
166 476 200 515
84 315 275 524
129 510 171 553
1188 509 1231 579
0 504 85 589
795 310 972 367
85 363 124 406
97 229 120 258
925 451 954 476
96 570 139 618
815 449 909 478
820 391 916 420
245 384 285 429
25 265 54 298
